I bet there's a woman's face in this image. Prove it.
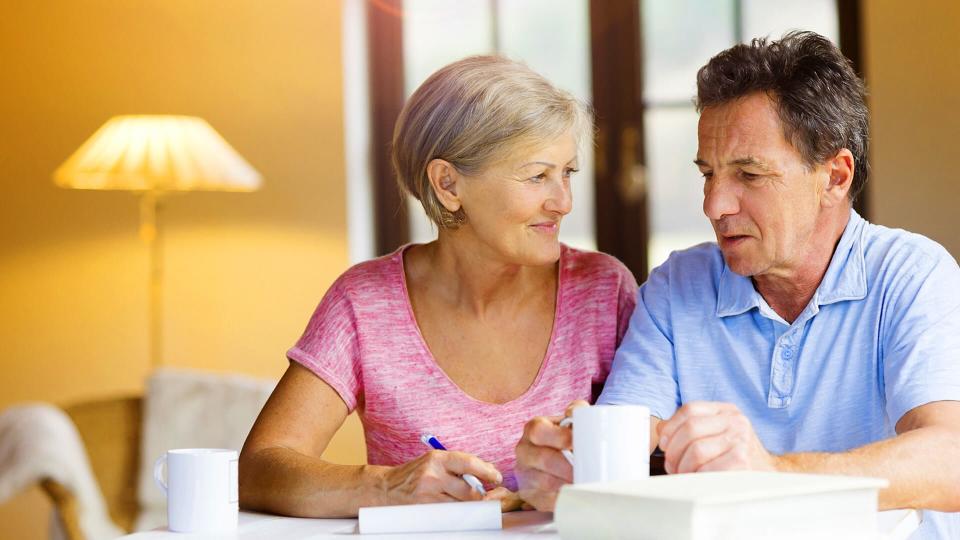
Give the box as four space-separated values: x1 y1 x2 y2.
455 130 579 267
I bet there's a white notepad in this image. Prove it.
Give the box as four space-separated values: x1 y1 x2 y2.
358 500 502 535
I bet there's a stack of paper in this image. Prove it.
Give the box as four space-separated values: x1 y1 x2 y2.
555 471 888 540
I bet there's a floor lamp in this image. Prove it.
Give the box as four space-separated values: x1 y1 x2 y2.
53 115 262 368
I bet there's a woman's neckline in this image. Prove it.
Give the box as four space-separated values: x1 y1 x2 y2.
393 243 568 407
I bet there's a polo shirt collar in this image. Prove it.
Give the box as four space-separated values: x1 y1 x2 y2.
814 209 868 305
716 262 761 318
716 209 868 318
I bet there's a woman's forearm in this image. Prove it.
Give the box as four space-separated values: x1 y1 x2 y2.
239 446 390 518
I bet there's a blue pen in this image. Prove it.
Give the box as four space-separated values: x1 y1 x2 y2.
419 433 487 496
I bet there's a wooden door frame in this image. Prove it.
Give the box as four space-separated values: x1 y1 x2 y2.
367 0 409 256
589 0 649 283
838 0 869 218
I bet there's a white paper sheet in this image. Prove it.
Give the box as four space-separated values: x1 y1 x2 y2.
358 500 501 535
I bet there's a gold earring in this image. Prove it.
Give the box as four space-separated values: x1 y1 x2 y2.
440 207 466 228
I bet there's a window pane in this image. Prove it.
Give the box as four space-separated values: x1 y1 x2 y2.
497 0 595 250
641 0 737 105
497 0 591 100
741 0 839 44
644 106 715 270
402 0 494 96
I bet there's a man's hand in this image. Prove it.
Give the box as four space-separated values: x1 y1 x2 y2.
658 401 778 474
514 401 587 511
483 486 524 512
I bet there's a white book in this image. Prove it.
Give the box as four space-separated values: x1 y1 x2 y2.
555 471 889 540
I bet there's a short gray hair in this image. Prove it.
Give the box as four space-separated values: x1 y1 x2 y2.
392 55 592 229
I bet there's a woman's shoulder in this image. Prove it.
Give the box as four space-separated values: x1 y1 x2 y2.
561 244 637 288
325 246 407 302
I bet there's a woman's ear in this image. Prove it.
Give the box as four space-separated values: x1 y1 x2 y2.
426 159 462 212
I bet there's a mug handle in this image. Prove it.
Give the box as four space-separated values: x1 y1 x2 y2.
559 417 574 466
153 454 168 496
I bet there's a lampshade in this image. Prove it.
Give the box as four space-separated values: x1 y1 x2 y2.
54 115 262 192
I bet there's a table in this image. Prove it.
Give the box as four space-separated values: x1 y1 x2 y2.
123 510 557 539
122 508 921 539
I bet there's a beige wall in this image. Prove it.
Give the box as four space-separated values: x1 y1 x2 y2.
0 1 360 539
865 1 960 257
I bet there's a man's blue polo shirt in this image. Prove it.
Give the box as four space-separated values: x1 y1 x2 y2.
598 210 960 539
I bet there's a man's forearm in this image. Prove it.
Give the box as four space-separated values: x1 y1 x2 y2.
775 426 960 512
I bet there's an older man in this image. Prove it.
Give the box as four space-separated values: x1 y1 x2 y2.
515 31 960 538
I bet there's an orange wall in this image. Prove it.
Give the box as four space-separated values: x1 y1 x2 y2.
0 1 354 538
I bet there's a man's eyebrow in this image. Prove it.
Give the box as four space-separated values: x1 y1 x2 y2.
729 157 777 172
695 157 778 171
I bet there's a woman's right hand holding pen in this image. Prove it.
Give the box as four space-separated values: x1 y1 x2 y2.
377 450 502 505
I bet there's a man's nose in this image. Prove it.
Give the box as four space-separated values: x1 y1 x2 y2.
703 175 739 221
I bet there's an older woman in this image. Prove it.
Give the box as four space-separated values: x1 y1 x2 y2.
239 56 636 517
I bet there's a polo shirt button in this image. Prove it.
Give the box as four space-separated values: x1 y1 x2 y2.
782 348 794 359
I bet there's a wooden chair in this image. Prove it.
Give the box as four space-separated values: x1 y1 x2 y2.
36 394 366 540
40 396 142 540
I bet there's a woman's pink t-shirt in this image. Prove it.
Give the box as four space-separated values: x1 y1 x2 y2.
287 244 637 490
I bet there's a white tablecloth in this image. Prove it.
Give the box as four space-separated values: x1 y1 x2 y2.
122 510 556 539
121 508 920 539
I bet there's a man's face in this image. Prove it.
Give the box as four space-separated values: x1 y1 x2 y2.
696 92 830 278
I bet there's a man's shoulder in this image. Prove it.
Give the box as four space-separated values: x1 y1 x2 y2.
862 221 957 278
643 242 725 305
653 241 725 279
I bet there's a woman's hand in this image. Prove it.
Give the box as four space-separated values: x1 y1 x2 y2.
379 450 503 505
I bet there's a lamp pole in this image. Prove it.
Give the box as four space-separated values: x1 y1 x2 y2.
139 191 164 368
53 116 263 370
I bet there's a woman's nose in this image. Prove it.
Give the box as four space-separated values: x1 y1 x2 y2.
545 178 573 215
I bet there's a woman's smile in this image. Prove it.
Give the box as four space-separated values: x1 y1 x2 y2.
529 221 560 235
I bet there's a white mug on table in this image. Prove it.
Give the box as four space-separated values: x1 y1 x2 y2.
154 448 239 533
560 404 650 484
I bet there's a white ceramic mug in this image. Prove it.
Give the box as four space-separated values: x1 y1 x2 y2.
559 405 650 484
154 448 239 533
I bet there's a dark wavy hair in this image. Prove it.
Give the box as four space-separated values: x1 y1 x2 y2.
696 31 869 202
